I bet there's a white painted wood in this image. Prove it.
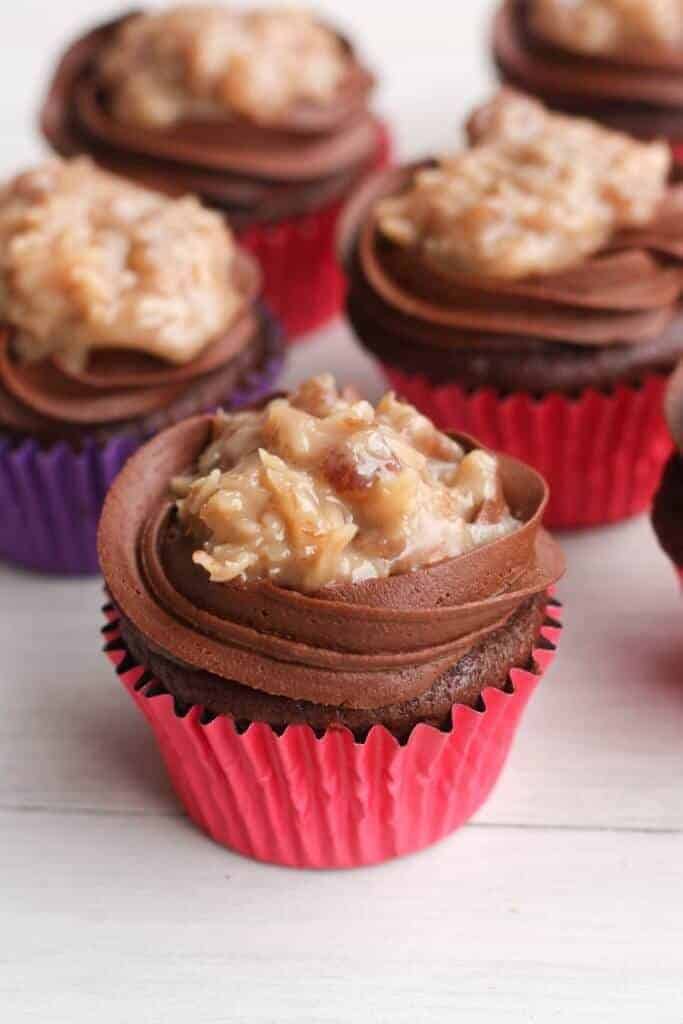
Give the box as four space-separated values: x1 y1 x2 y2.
3 810 683 1023
2 2 683 1020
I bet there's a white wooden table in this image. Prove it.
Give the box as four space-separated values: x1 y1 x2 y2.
2 3 683 1021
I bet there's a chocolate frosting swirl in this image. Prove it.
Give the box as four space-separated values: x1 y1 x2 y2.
494 0 683 138
340 163 683 393
0 250 275 443
98 414 564 711
41 12 384 226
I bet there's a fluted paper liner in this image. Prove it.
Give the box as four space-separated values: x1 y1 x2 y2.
102 597 562 869
383 368 671 530
0 435 137 575
0 328 283 575
671 143 683 167
238 122 391 342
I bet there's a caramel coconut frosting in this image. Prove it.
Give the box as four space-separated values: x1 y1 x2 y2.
530 0 683 57
172 375 522 590
0 158 279 443
495 0 683 140
341 91 683 394
41 5 383 226
99 376 564 737
99 6 350 129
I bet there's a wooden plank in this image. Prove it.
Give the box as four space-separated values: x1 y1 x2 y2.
2 810 682 1023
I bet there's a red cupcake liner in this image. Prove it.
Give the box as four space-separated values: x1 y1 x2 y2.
102 597 562 869
383 367 671 530
671 143 683 167
237 122 392 342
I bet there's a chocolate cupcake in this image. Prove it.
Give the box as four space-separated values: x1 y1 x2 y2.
494 0 683 160
652 362 683 580
340 91 683 529
0 157 283 575
41 5 391 340
99 374 564 868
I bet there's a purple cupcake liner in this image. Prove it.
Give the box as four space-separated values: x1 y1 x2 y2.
0 307 284 576
0 434 138 575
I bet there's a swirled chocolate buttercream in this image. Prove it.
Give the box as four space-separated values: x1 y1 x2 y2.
98 378 564 714
340 92 683 394
0 157 279 443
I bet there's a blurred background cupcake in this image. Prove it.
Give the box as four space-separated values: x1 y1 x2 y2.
0 156 283 575
340 90 683 529
652 361 683 582
41 4 392 342
493 0 683 165
99 374 564 868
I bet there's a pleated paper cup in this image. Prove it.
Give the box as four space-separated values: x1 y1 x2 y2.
237 122 392 342
102 597 562 870
383 368 671 530
671 143 683 168
0 435 137 575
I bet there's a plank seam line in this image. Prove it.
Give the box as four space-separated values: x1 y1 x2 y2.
1 804 681 835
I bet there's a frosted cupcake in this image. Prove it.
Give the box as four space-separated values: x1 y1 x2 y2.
42 5 391 340
100 374 564 868
340 91 683 528
0 157 282 574
494 0 683 162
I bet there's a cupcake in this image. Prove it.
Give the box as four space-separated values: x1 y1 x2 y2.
0 157 283 575
652 362 683 582
493 0 683 162
340 90 683 529
41 5 391 341
99 374 564 868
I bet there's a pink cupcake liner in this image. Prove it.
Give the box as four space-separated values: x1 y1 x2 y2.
102 596 562 869
237 122 392 342
383 367 671 530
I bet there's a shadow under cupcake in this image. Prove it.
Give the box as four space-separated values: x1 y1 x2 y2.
0 157 283 575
